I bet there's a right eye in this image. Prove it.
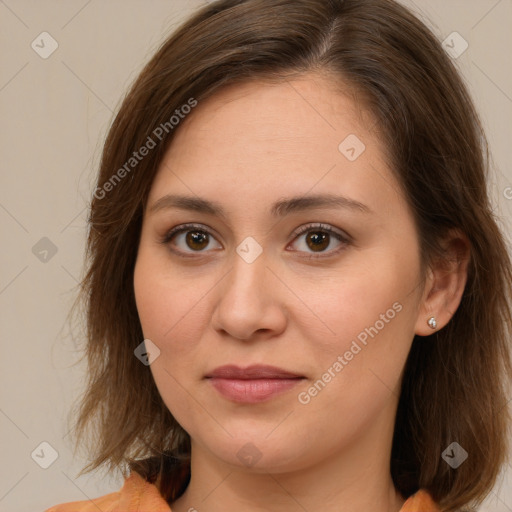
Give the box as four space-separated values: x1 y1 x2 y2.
161 223 222 256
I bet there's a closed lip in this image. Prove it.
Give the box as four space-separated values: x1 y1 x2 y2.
205 364 304 379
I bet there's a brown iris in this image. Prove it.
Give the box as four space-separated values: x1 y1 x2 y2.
184 229 331 252
186 230 209 250
305 231 329 252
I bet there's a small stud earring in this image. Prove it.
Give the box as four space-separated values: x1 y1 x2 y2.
427 316 437 329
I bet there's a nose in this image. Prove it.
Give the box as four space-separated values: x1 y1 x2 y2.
210 248 288 341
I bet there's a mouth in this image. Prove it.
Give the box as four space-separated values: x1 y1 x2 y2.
205 365 305 403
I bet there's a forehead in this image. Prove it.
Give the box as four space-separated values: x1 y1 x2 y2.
169 74 376 159
148 73 406 221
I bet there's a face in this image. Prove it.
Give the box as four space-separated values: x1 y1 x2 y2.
134 73 427 474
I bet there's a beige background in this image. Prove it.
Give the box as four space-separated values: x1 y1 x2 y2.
1 1 511 511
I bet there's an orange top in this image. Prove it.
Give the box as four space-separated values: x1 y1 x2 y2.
45 472 441 512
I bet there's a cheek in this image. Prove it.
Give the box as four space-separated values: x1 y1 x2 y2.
299 253 418 353
133 249 209 353
134 251 211 432
294 255 419 413
294 301 414 447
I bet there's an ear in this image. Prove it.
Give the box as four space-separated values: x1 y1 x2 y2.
414 228 471 337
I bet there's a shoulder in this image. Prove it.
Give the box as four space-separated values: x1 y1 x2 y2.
400 489 441 512
44 472 172 512
44 488 120 512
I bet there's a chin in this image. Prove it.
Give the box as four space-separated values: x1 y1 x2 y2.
194 430 317 474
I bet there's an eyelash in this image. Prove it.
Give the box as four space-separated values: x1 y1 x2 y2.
160 222 351 260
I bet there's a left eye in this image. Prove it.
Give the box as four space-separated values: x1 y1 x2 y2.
162 223 350 258
287 223 350 258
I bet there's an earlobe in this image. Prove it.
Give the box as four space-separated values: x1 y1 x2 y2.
414 229 471 337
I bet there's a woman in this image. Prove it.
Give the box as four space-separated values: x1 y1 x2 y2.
47 0 512 511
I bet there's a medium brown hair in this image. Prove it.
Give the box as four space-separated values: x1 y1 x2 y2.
68 1 512 510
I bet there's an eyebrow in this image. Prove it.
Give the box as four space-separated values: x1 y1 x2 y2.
148 193 372 218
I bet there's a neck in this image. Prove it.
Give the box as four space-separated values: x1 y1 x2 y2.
170 412 406 512
173 459 404 512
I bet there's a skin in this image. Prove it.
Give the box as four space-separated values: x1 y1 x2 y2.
133 72 469 512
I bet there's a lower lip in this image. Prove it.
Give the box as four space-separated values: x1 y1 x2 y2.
208 377 303 403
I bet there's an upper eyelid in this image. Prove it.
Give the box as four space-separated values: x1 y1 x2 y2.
164 222 350 247
291 222 349 240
